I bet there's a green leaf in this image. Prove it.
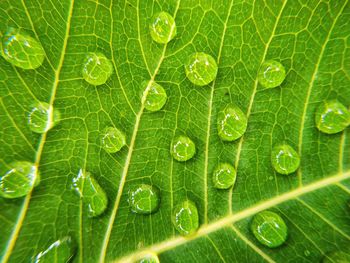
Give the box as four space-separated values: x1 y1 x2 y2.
1 0 350 262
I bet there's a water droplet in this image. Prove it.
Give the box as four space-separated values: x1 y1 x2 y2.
217 105 247 141
184 52 218 86
101 127 126 153
271 144 300 175
28 101 60 134
323 251 350 263
315 100 350 134
137 253 159 263
149 11 176 44
212 163 236 189
258 60 286 88
128 184 160 214
170 135 196 162
32 236 76 263
72 169 108 217
1 28 45 69
304 250 311 257
142 81 167 112
250 211 288 248
172 200 199 236
0 161 39 198
82 52 113 86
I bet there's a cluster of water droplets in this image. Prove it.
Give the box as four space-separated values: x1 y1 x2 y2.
1 7 349 262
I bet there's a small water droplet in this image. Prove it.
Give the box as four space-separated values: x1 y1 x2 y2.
142 81 167 112
137 253 159 263
271 144 300 175
170 135 196 162
172 200 199 236
149 11 176 44
304 250 311 257
32 236 76 263
250 211 288 248
0 161 39 198
1 28 45 69
268 176 274 181
212 163 236 189
323 251 350 263
72 169 108 217
315 100 350 134
128 184 160 215
82 52 113 86
28 101 60 133
258 60 286 88
184 52 218 86
217 104 247 141
101 127 126 153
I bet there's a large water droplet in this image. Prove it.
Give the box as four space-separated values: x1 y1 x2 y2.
250 211 288 248
72 169 108 217
28 101 60 134
315 100 350 134
212 163 237 189
172 200 199 236
149 11 176 44
1 28 45 69
271 144 300 175
127 184 160 214
101 127 126 153
82 52 113 86
142 81 167 112
137 253 159 263
184 52 218 86
32 236 76 263
323 251 350 263
217 104 247 141
170 135 196 162
258 60 286 88
0 161 39 199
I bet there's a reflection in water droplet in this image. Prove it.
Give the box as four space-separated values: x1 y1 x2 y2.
28 101 60 134
217 105 247 141
32 236 76 263
184 52 218 86
101 127 126 153
250 211 288 248
172 200 199 236
149 11 176 44
137 253 159 263
82 52 113 85
170 135 196 162
258 60 286 88
1 28 45 69
212 163 236 189
128 184 160 214
142 81 167 112
315 100 350 134
323 251 350 263
271 144 300 175
72 169 108 217
0 161 39 199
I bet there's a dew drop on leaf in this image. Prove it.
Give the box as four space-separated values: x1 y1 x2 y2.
212 163 237 189
0 161 39 199
149 11 176 44
28 101 61 134
101 127 126 153
82 52 113 86
136 253 159 263
128 184 160 215
32 236 76 263
143 81 167 112
1 28 45 69
184 52 218 86
271 144 300 175
170 135 196 162
315 100 350 134
172 200 199 236
217 104 247 141
258 60 286 88
322 251 350 263
72 169 108 217
251 211 288 248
